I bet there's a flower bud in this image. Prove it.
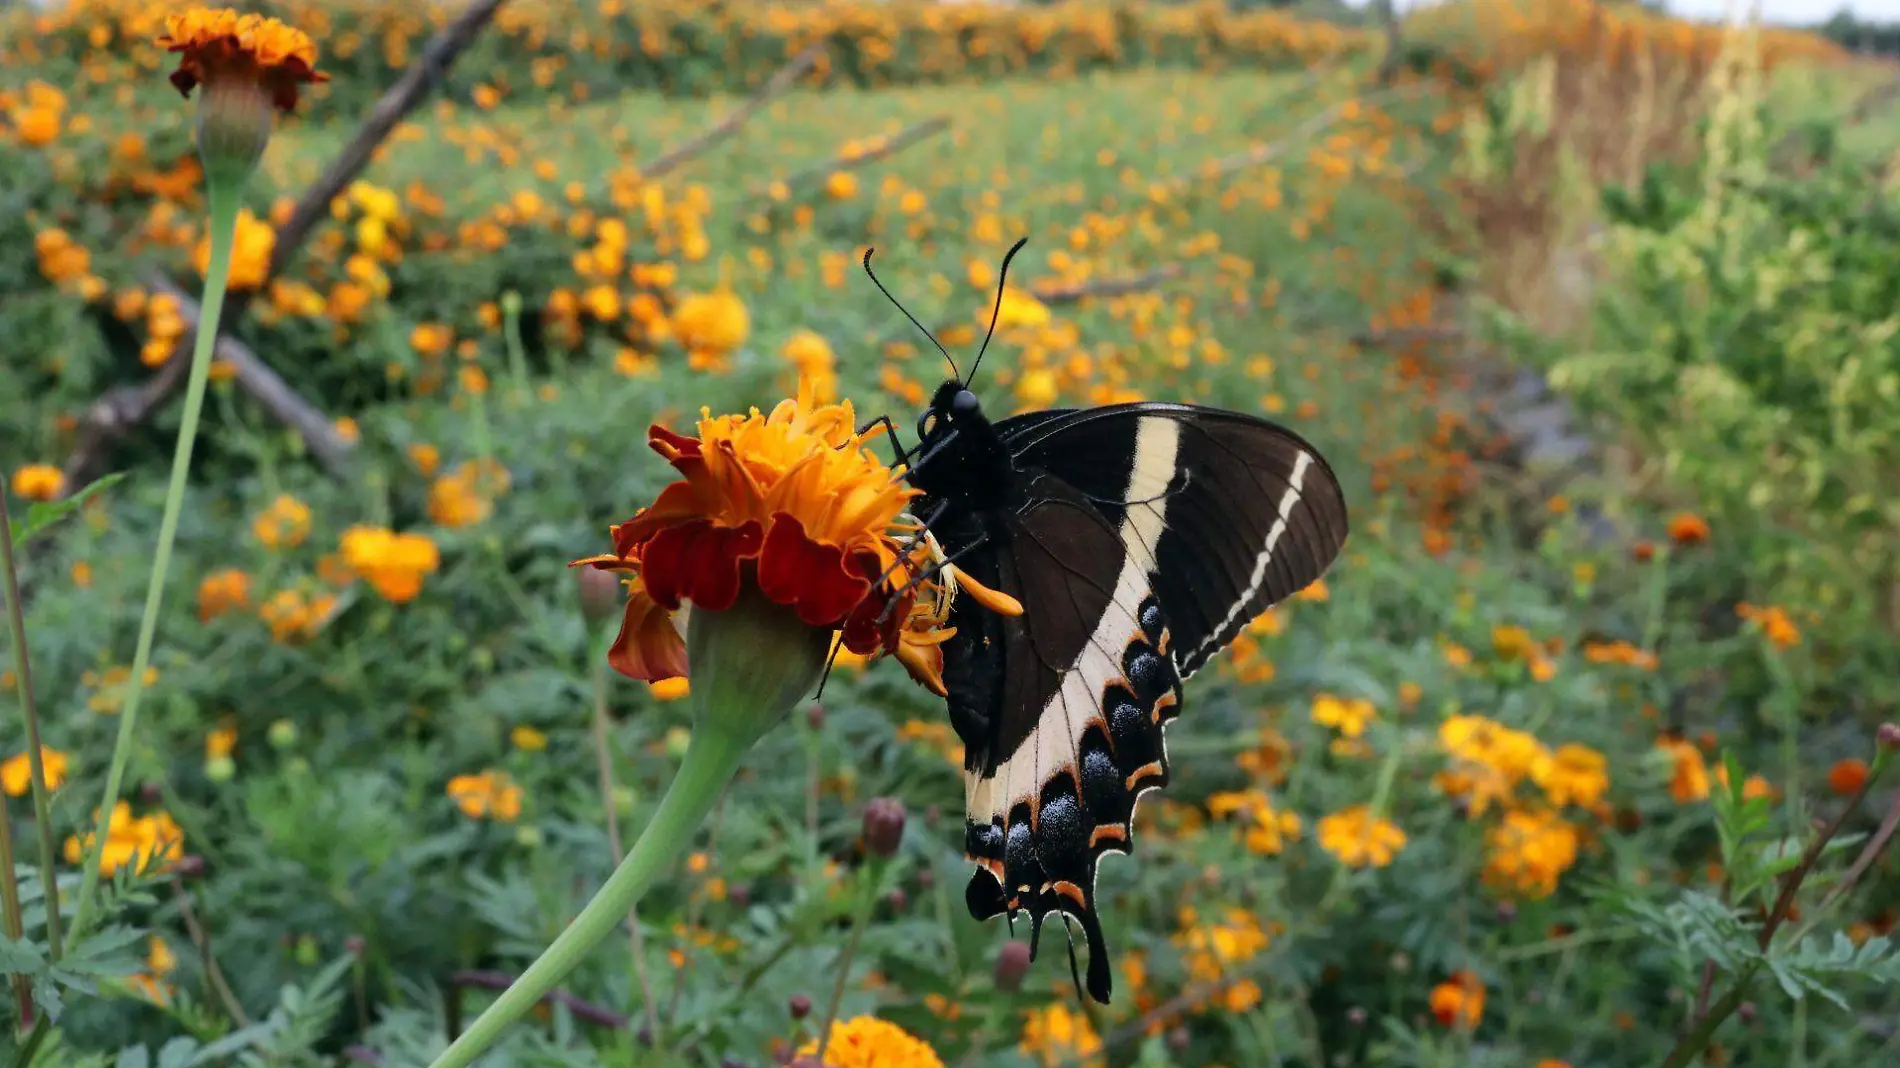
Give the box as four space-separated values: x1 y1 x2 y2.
173 854 207 879
885 887 908 912
205 755 236 783
577 566 623 626
268 718 298 749
805 703 825 731
788 993 812 1019
1878 722 1900 751
861 797 906 859
195 74 273 185
994 940 1031 993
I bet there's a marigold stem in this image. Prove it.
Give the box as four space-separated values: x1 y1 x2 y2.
427 725 750 1068
65 180 243 950
0 491 63 958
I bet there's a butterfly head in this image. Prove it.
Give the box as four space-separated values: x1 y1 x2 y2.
919 380 984 441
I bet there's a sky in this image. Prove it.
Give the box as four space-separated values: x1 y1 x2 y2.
1350 0 1893 25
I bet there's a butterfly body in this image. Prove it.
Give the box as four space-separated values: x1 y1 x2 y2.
906 378 1350 1003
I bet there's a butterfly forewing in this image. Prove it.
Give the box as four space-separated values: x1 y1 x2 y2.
998 404 1349 677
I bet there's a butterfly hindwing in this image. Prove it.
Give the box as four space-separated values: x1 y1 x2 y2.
997 404 1349 677
945 469 1183 1004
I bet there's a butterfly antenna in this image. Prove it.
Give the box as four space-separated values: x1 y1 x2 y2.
965 236 1030 386
863 247 959 381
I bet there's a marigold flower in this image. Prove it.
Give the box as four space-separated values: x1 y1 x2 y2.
1534 742 1610 808
1658 737 1710 803
572 379 1001 693
1736 602 1800 648
670 290 750 359
341 526 440 604
10 464 65 501
1016 1004 1099 1068
1311 693 1375 738
193 208 275 289
252 494 311 548
127 936 178 1005
801 1015 944 1068
1667 511 1710 546
1207 789 1303 855
1316 804 1406 868
1429 970 1485 1029
1827 758 1869 797
197 567 252 621
63 802 184 876
448 770 523 822
157 8 327 113
1483 808 1580 899
1 747 68 797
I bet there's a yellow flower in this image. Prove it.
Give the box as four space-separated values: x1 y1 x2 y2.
1534 743 1610 808
994 288 1049 331
1483 808 1580 899
156 7 327 113
341 526 440 604
197 568 253 622
1429 970 1485 1029
1436 714 1551 815
1207 789 1302 855
1311 693 1375 738
1316 804 1406 868
194 209 276 290
801 1015 944 1068
1174 905 1274 984
670 290 750 358
1659 737 1710 803
1017 1004 1100 1068
252 494 311 548
63 802 184 875
127 936 177 1005
825 171 860 200
1 747 68 797
10 464 64 502
511 725 548 752
447 770 523 822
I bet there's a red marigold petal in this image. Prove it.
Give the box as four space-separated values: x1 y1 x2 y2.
644 520 763 612
757 515 871 627
606 589 689 682
614 478 714 547
648 423 701 460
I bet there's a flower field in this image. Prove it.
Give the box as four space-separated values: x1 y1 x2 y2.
4 2 1900 1067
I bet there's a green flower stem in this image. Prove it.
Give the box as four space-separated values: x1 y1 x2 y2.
65 180 243 950
0 491 62 958
815 857 885 1057
429 725 749 1068
0 788 32 1024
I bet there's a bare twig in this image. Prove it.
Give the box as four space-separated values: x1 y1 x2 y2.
450 969 629 1031
172 880 251 1027
1818 787 1900 914
1031 265 1184 305
642 44 824 181
1351 325 1467 347
60 0 510 491
755 116 952 202
146 276 354 477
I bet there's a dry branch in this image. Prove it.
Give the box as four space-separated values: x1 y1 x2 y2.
1350 324 1466 347
755 115 952 202
146 276 354 477
642 43 824 181
59 0 510 492
1031 264 1184 305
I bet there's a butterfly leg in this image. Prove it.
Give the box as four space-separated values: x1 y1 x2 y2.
856 414 913 467
874 533 990 627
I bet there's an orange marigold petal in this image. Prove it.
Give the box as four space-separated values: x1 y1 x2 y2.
607 588 689 682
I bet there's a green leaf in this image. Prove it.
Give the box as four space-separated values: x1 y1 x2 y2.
7 471 126 547
0 935 46 975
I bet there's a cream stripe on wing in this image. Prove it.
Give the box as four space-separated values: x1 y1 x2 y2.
1183 449 1313 669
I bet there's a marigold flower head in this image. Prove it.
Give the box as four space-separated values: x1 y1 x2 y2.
11 464 65 502
800 1015 944 1068
1 747 68 798
63 802 184 876
1657 737 1710 803
572 378 1008 695
1483 808 1580 899
341 526 440 604
1016 1004 1100 1068
1316 804 1406 868
157 8 327 114
1429 970 1485 1029
447 769 523 822
1667 511 1710 546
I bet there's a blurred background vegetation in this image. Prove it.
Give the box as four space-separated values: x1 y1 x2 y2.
4 0 1900 1066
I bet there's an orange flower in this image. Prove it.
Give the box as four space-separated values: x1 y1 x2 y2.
10 464 64 501
1828 758 1869 797
572 379 1013 688
1667 512 1710 546
197 568 252 621
341 526 440 604
1429 970 1485 1029
156 8 327 113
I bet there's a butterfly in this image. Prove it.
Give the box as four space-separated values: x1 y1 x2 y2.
860 239 1349 1003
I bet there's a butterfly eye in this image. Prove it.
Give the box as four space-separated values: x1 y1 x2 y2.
952 389 981 417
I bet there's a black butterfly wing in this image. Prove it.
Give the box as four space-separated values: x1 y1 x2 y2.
941 469 1181 1005
996 403 1349 677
